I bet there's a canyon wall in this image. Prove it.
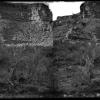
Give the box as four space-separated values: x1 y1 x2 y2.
0 1 99 97
0 2 53 95
53 1 100 94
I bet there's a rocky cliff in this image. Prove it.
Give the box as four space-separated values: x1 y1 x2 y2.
0 2 53 96
53 1 100 96
0 1 100 97
0 2 53 46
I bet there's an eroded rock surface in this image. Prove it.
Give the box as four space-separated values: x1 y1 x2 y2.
52 1 100 95
0 2 53 96
0 1 100 97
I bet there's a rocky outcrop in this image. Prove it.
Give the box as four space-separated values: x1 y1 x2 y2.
0 3 52 22
52 1 100 94
0 2 53 46
0 1 100 97
80 1 100 88
0 2 53 95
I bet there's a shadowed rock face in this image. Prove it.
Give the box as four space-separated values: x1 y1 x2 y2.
0 3 52 22
0 1 100 97
81 2 100 87
80 1 100 18
0 2 53 96
52 1 100 95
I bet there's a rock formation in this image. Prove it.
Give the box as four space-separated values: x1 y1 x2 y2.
0 2 53 96
0 2 53 46
53 1 100 95
0 1 99 97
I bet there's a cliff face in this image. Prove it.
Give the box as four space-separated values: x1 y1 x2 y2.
0 2 53 95
53 1 100 94
0 3 53 46
0 1 100 97
0 3 52 22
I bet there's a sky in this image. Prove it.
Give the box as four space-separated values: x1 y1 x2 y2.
10 1 84 21
49 2 84 20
